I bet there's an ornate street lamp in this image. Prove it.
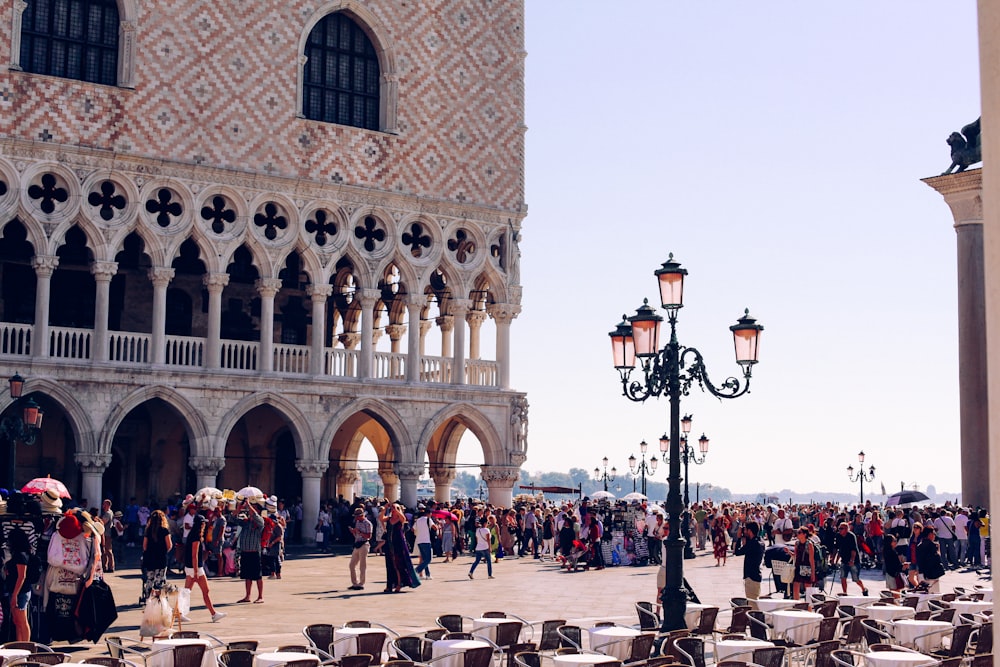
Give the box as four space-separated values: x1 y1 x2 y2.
608 254 763 632
627 440 658 496
847 450 876 504
2 373 43 490
594 457 617 492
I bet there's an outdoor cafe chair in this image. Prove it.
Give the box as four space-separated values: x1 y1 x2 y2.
0 645 51 654
817 601 839 620
625 635 656 665
838 616 868 651
513 652 540 667
691 608 720 640
970 655 994 667
537 620 567 652
931 610 956 624
172 644 207 667
104 637 156 664
304 625 335 652
343 621 400 638
338 654 373 667
87 658 141 667
217 649 255 667
913 612 932 621
424 645 494 667
714 606 750 640
444 633 476 641
494 622 525 649
227 642 259 652
654 630 691 663
860 619 894 647
437 616 476 634
636 604 661 632
383 661 414 667
746 611 770 642
974 622 994 654
7 655 66 666
830 650 860 667
673 637 706 667
502 644 537 667
390 636 435 663
642 659 686 667
556 626 583 651
424 629 447 642
928 624 975 660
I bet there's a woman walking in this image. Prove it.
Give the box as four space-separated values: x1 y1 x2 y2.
380 502 420 593
712 515 729 566
791 527 816 601
468 517 494 579
183 513 225 622
140 509 172 606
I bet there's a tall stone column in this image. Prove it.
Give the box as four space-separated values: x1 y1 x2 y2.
437 315 454 358
337 468 361 501
418 320 433 356
406 295 424 382
189 456 226 490
487 303 520 390
450 299 471 385
379 467 400 501
75 453 112 506
203 273 230 369
90 261 117 362
429 466 457 503
256 278 282 373
385 324 406 378
297 460 329 536
307 284 332 375
481 465 519 508
358 289 379 379
396 463 423 509
31 255 58 359
923 171 989 508
339 332 360 377
466 310 487 360
149 267 174 365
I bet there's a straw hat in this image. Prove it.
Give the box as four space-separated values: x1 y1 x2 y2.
79 511 104 537
40 488 63 515
265 495 278 512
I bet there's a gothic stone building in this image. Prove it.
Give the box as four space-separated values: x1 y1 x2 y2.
0 0 528 525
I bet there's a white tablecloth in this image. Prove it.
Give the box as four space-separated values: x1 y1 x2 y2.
150 639 215 667
254 653 320 667
950 600 993 623
838 595 879 607
974 586 993 602
471 618 505 643
552 655 621 667
892 620 952 652
863 650 937 667
587 626 640 659
754 598 798 612
714 639 775 662
431 639 492 667
866 605 916 622
0 650 30 665
913 593 945 613
684 603 712 630
333 628 385 658
771 610 823 645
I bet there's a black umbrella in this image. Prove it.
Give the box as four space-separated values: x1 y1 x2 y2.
885 489 930 506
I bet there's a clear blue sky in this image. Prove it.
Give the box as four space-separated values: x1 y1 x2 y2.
475 2 981 498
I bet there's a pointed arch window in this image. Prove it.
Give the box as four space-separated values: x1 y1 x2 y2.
303 12 380 130
20 0 120 86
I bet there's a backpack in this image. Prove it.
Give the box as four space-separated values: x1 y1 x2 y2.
813 542 830 579
25 553 42 586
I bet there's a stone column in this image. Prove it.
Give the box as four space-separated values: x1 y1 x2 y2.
256 278 282 373
189 456 226 490
481 465 520 508
418 320 433 355
90 261 118 362
307 284 332 375
148 267 175 365
379 468 400 502
406 295 424 382
395 463 424 509
487 303 521 390
337 468 361 501
923 171 989 508
339 332 360 377
385 324 406 378
203 273 230 369
450 299 471 385
297 460 329 536
75 453 112 506
429 466 457 503
31 256 58 359
358 289 379 379
466 310 487 360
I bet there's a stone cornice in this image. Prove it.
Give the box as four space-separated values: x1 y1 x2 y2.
922 168 982 196
0 138 527 227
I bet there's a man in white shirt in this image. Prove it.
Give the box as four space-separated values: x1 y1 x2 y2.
933 511 959 569
772 508 794 546
414 507 434 580
954 508 970 565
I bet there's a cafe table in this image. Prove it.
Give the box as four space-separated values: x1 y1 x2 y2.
551 654 621 667
254 653 320 667
714 638 775 662
863 650 937 667
683 603 712 630
771 609 823 645
150 638 215 667
471 617 507 644
587 626 640 660
866 605 916 623
892 620 952 652
950 600 993 624
974 586 993 602
837 595 879 608
431 639 492 667
753 598 799 613
0 650 30 666
332 627 386 658
912 593 945 612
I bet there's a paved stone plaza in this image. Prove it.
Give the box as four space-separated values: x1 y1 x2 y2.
56 547 993 658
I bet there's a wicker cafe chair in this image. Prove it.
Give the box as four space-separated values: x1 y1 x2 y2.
227 642 259 652
338 655 373 667
87 659 141 667
975 622 994 655
537 620 567 652
304 625 336 652
0 645 53 654
217 649 255 667
391 636 435 663
502 644 537 667
513 652 540 667
637 603 661 632
172 645 207 667
437 616 473 634
673 637 707 667
10 655 67 666
556 626 583 651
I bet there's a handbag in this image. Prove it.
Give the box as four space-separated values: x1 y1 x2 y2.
50 566 83 595
798 565 812 578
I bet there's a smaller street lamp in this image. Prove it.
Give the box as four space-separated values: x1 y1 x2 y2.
847 450 876 504
2 373 44 490
628 440 658 496
594 457 617 492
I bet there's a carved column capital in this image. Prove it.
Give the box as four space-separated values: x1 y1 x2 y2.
394 463 424 480
378 468 399 486
32 255 59 277
419 320 434 336
307 284 333 300
358 288 381 307
75 452 113 472
436 315 454 333
466 310 487 328
449 299 473 316
480 465 520 488
203 272 230 292
90 261 119 281
384 324 407 341
188 456 226 474
487 302 521 324
337 469 360 485
255 278 283 298
429 465 457 485
339 332 361 349
296 460 329 478
148 267 175 287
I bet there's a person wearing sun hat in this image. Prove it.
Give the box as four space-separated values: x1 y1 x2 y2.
39 488 63 516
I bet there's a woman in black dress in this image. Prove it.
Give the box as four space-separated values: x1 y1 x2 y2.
140 509 172 606
380 502 420 593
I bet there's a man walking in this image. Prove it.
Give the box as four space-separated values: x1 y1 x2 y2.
348 508 372 590
414 507 434 580
734 521 764 600
832 521 868 596
235 500 265 604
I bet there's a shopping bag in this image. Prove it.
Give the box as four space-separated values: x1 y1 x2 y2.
176 588 191 615
139 596 170 637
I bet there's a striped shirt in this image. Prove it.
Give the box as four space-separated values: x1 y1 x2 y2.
236 513 264 553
